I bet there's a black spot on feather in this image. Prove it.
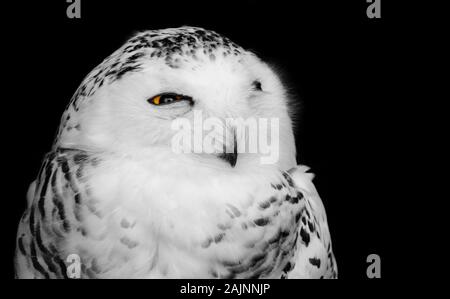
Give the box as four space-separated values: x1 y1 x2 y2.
309 257 321 268
254 217 270 226
300 227 310 246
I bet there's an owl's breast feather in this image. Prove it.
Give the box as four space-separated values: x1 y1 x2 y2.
79 155 303 278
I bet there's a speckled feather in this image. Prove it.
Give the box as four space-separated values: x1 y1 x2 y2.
16 149 336 278
55 27 244 145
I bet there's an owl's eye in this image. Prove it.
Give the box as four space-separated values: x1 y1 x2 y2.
148 93 193 106
252 80 263 91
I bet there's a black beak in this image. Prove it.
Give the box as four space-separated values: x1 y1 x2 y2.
218 152 238 167
218 132 238 167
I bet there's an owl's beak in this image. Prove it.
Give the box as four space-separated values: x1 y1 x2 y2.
217 130 238 167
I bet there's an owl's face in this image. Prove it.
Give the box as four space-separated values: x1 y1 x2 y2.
58 27 296 170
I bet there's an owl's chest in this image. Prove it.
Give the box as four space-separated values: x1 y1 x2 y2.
82 158 299 278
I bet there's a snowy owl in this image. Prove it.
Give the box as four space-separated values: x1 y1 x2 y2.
15 26 337 278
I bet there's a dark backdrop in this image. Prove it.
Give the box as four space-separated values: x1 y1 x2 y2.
3 0 404 279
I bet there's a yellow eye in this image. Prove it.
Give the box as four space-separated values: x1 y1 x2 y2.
152 95 161 105
148 93 193 106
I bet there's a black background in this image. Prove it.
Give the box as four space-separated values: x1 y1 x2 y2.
2 0 410 280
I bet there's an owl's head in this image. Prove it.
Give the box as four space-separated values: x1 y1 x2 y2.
56 27 296 170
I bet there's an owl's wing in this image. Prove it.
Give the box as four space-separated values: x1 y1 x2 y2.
15 148 97 278
197 166 337 279
284 166 338 278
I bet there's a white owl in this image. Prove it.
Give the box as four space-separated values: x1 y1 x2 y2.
15 26 337 279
